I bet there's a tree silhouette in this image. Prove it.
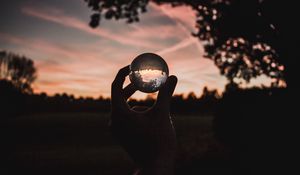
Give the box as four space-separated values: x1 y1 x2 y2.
0 51 37 93
84 0 296 89
200 86 219 100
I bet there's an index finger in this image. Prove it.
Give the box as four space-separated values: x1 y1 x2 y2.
153 75 177 113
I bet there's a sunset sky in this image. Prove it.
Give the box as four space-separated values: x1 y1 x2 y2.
0 0 271 99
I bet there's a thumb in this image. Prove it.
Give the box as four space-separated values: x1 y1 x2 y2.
154 75 177 112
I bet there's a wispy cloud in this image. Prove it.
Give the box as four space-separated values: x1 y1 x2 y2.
157 37 202 55
21 6 162 49
149 3 203 55
129 23 186 40
0 32 117 66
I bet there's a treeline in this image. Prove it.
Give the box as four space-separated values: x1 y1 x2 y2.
1 79 288 119
1 80 220 117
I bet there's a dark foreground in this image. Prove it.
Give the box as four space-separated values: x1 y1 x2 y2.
2 113 231 175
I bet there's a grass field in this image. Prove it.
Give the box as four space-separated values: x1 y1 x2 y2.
4 113 231 175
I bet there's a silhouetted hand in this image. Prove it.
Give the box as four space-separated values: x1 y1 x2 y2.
110 65 178 175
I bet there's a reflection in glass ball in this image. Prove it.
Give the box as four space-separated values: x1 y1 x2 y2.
129 53 169 93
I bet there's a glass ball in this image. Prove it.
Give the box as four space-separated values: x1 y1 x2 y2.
129 53 169 93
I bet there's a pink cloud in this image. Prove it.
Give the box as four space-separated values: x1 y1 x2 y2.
0 32 117 66
149 3 203 54
150 3 196 34
157 37 203 55
21 6 162 49
129 24 186 40
158 4 196 30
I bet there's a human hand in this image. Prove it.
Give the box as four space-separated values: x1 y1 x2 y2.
110 65 178 175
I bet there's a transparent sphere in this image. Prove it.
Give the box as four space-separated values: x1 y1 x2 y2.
129 53 169 93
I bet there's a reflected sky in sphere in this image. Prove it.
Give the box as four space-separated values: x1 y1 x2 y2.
129 53 169 93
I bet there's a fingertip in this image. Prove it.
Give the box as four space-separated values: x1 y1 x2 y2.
169 75 177 80
112 65 130 89
116 65 130 80
163 75 177 95
168 75 178 88
121 65 131 73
